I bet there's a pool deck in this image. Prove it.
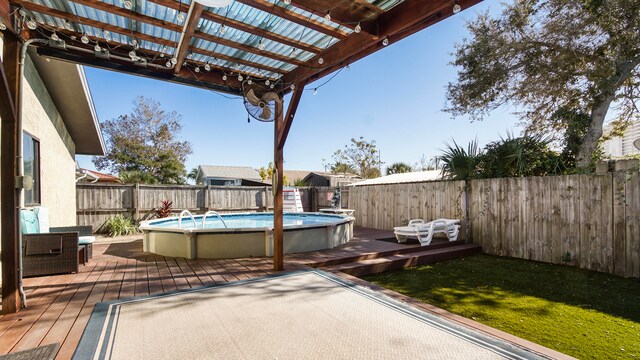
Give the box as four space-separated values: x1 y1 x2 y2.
0 227 571 359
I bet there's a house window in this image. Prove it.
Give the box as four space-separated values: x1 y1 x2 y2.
23 132 41 205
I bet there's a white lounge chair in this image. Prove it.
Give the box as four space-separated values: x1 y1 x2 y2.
393 218 460 246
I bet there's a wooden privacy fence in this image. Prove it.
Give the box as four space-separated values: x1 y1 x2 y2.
77 184 349 231
347 169 640 278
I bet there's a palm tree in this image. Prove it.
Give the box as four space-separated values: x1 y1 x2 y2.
386 162 413 175
437 139 480 180
187 167 199 184
331 162 357 175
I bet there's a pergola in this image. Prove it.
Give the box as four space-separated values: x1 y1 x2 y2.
0 0 481 313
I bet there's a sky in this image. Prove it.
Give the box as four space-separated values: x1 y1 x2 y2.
77 0 520 174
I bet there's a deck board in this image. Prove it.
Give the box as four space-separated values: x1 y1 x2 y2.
0 227 457 359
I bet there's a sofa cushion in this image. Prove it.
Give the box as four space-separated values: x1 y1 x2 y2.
20 209 40 234
79 236 96 245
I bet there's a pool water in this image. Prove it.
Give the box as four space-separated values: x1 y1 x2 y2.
149 213 348 230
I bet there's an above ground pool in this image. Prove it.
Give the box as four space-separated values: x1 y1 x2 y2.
139 212 354 259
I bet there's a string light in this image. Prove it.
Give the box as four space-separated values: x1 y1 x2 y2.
222 74 228 81
195 66 201 73
51 31 59 41
238 73 243 81
324 11 331 22
265 79 270 86
453 2 461 13
354 22 361 33
247 78 252 85
64 19 73 30
26 19 37 30
94 43 102 52
0 22 6 31
177 12 185 22
219 24 226 34
283 0 291 4
270 84 274 89
204 63 211 71
166 61 172 67
124 0 133 9
318 57 324 64
131 39 138 46
81 34 89 44
171 57 178 64
346 64 350 71
258 39 265 50
290 84 295 90
382 37 389 46
313 88 318 95
291 48 298 56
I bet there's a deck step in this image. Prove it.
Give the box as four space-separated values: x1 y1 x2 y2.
321 244 481 277
306 240 468 268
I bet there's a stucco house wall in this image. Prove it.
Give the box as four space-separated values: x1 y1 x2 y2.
21 55 77 226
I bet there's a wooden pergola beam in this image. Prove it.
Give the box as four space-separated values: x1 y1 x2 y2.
199 10 322 55
1 33 22 313
16 1 177 47
12 0 182 32
278 83 304 150
192 30 307 67
235 0 347 40
285 0 380 36
193 47 283 76
34 45 245 94
283 0 479 86
174 2 203 73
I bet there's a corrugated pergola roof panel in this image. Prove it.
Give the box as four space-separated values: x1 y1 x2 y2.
10 0 481 94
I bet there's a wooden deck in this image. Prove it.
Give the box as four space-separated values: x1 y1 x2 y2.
0 227 466 359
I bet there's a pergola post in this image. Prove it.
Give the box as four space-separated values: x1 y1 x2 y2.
1 32 23 313
273 84 304 271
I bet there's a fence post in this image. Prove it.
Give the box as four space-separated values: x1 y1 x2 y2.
133 183 140 222
204 185 209 212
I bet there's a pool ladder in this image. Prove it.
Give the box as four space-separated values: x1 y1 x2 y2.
178 210 197 229
202 210 228 228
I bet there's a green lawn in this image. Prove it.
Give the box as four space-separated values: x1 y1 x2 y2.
362 254 640 359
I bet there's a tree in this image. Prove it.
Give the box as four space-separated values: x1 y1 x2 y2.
445 0 640 168
187 167 199 184
386 162 413 175
93 97 192 184
332 137 382 179
331 162 357 175
258 162 287 184
414 154 437 171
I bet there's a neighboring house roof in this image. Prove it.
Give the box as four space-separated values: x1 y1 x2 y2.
283 170 313 182
76 168 121 183
348 170 443 186
198 165 263 181
304 172 361 180
29 51 105 156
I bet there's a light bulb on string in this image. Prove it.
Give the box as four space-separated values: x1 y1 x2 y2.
222 74 228 81
94 43 102 52
204 63 211 71
0 22 6 31
166 61 172 67
382 37 389 46
265 79 270 86
247 78 252 85
324 11 331 22
171 57 178 64
270 84 274 89
219 25 226 34
290 84 295 90
177 12 185 22
51 31 59 41
238 74 243 81
26 19 37 30
283 0 291 4
354 22 361 33
195 67 200 73
453 3 461 13
258 39 265 50
81 34 90 44
345 64 350 71
318 57 324 64
313 88 318 96
124 0 133 9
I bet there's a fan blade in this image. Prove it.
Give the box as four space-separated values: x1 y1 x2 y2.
246 89 261 106
261 92 281 104
260 105 272 120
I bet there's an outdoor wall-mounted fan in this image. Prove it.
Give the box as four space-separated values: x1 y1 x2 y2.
243 87 282 122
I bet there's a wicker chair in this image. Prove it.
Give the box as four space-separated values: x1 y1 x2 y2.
23 231 79 277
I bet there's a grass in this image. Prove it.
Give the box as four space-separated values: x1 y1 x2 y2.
362 254 640 359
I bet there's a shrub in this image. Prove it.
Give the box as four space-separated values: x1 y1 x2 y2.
104 214 137 237
155 200 173 218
